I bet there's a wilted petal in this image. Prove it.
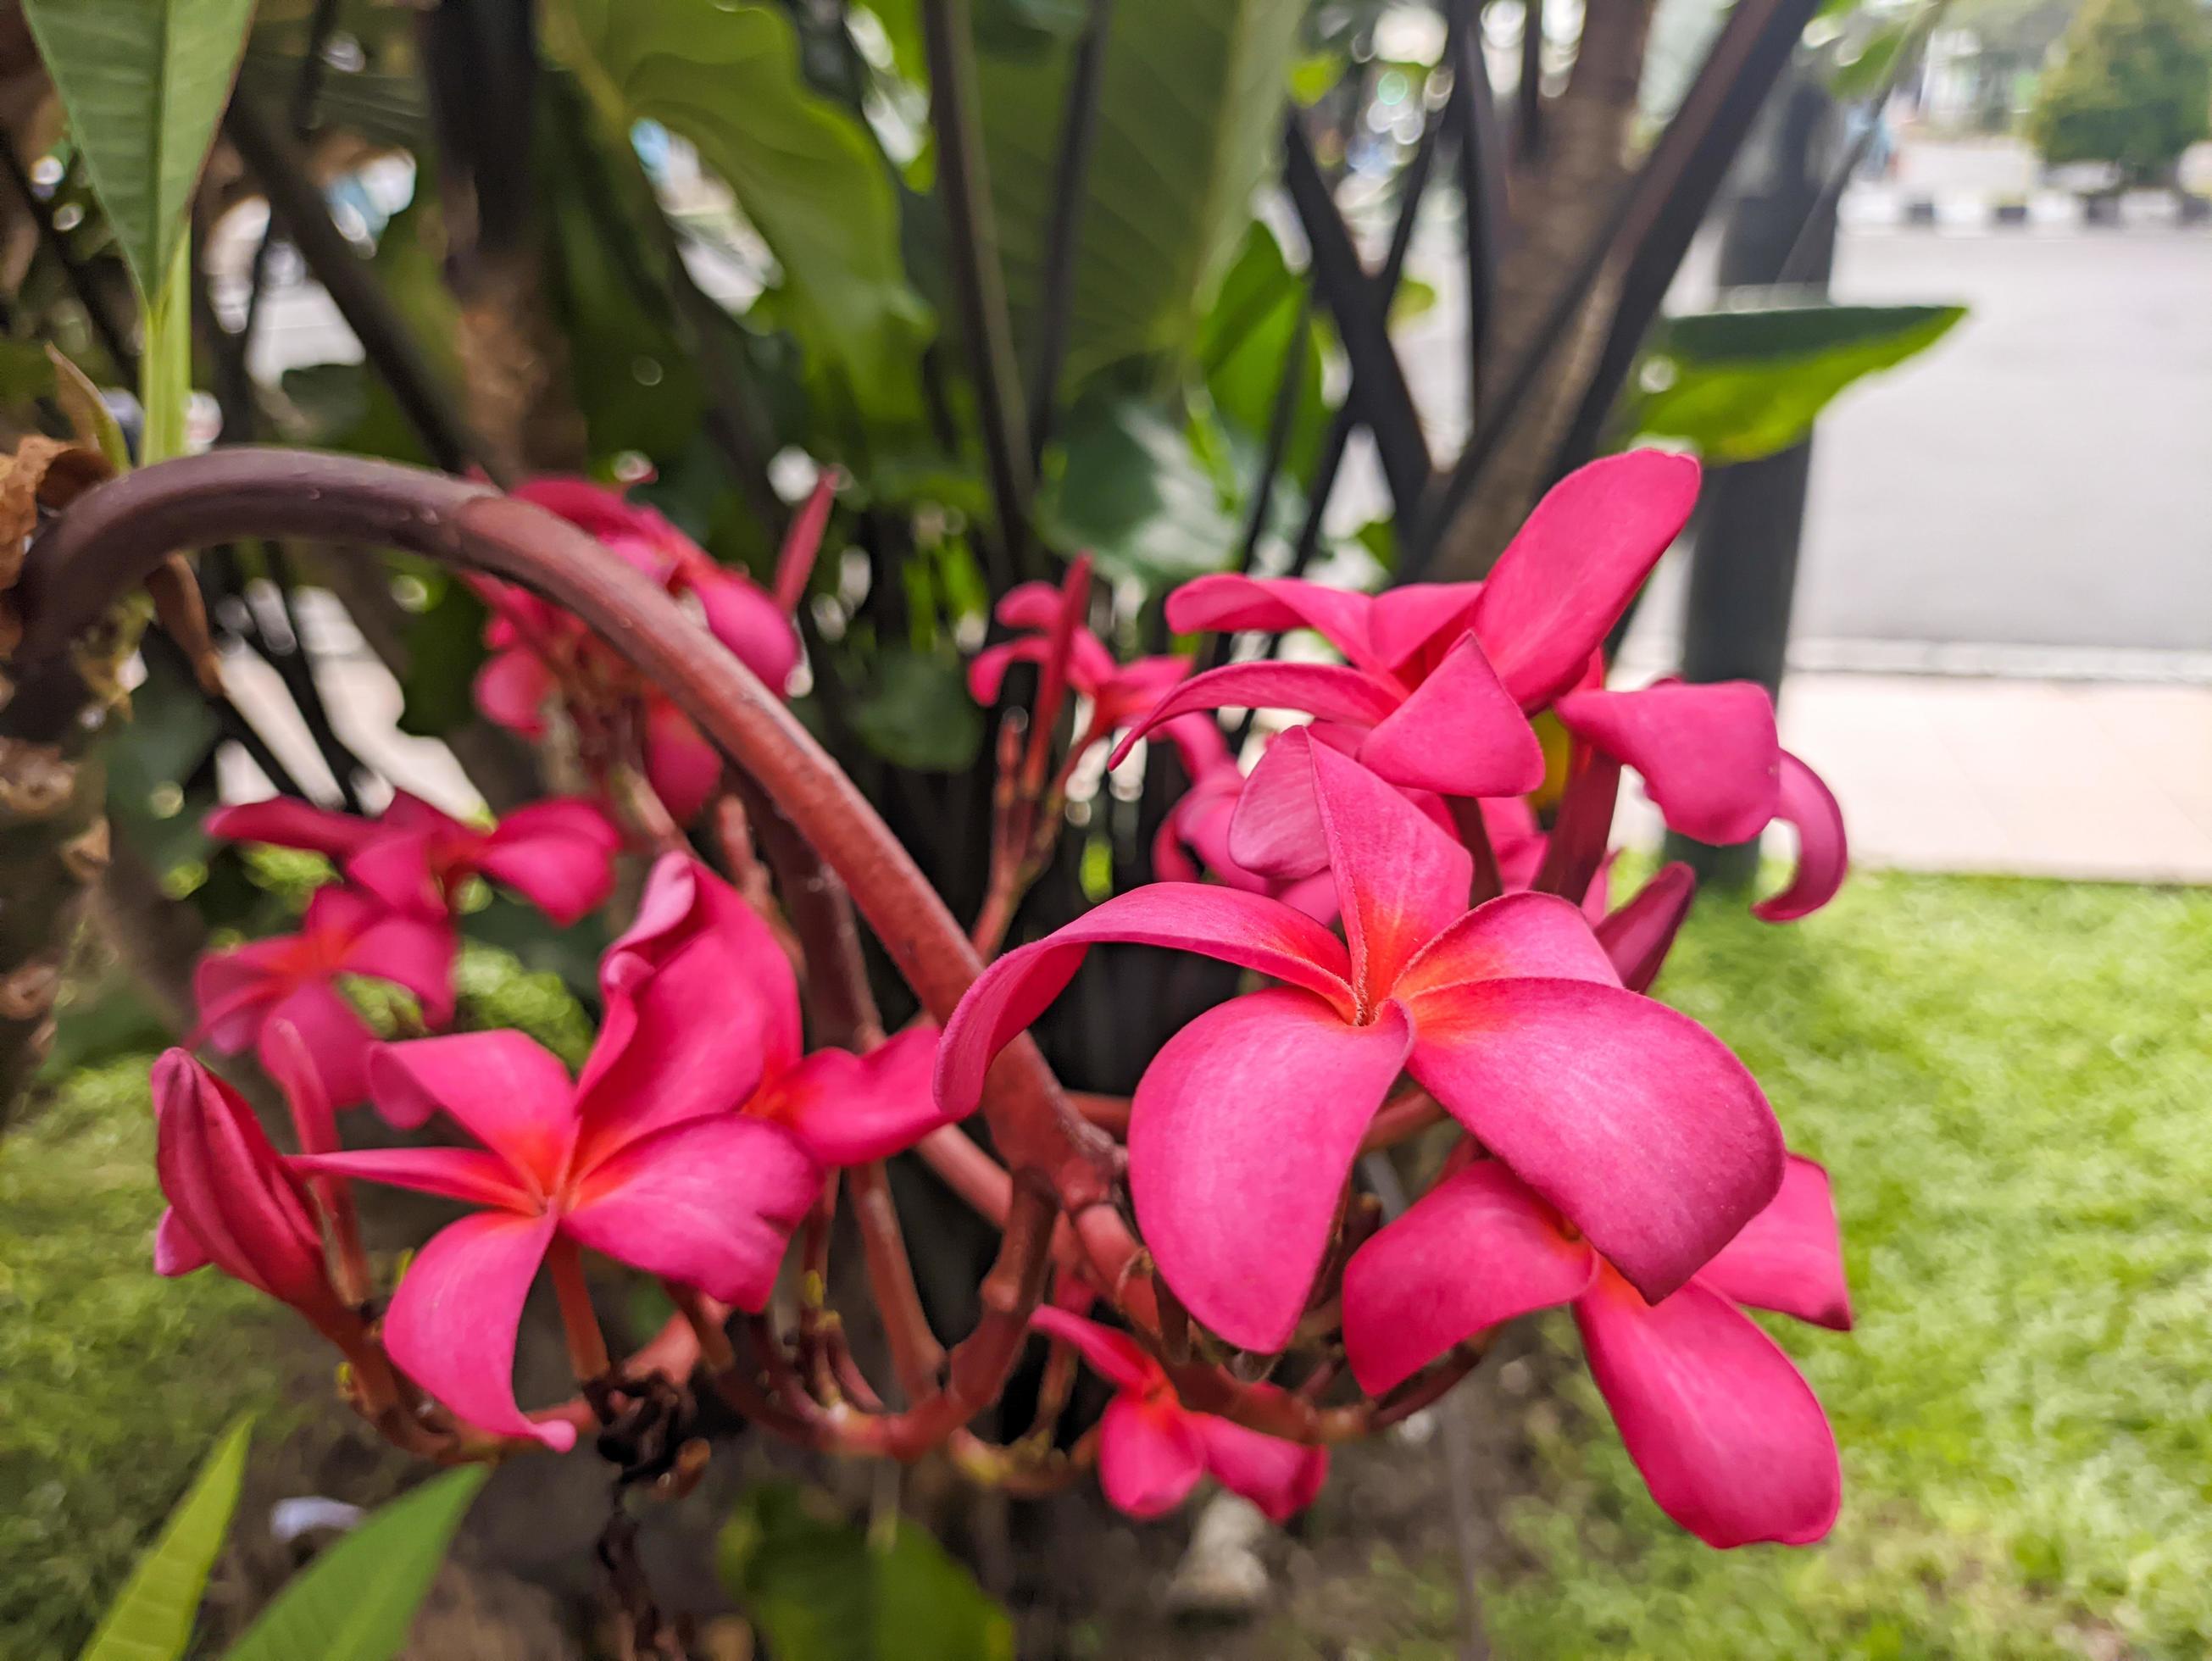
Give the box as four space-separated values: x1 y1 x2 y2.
936 887 1354 1118
563 1115 816 1310
1359 636 1546 798
475 647 555 737
382 1209 573 1451
1472 452 1701 708
1166 574 1380 667
206 798 376 859
1595 862 1698 993
1107 662 1403 769
1404 978 1783 1304
1576 1270 1839 1547
1128 989 1412 1353
1394 891 1620 1001
1754 752 1848 922
367 1031 577 1185
1555 681 1780 847
1342 1161 1598 1394
1697 1155 1851 1330
1098 1396 1207 1519
1192 1410 1329 1524
1031 1304 1158 1392
760 1026 953 1166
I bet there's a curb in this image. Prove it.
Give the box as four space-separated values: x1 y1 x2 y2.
1842 184 2212 231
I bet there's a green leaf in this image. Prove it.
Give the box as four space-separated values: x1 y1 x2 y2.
47 346 131 469
550 0 931 424
220 1467 489 1661
1042 397 1240 590
393 572 492 742
978 0 1309 390
847 647 985 772
21 0 258 303
1199 223 1332 488
78 1415 253 1661
140 234 192 464
1826 19 1910 97
717 1483 1014 1661
1628 297 1966 464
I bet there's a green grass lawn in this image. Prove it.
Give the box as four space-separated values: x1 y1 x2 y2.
1481 872 2212 1660
3 875 2208 1656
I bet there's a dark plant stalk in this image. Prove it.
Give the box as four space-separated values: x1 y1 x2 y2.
223 92 490 480
241 0 347 352
1281 117 1432 531
1026 0 1117 464
1517 0 1545 161
920 0 1038 588
0 136 137 381
1448 2 1509 402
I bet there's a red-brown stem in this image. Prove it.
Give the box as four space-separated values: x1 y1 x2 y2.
1449 795 1504 907
848 1159 948 1401
1020 554 1092 800
537 1310 707 1442
548 1238 613 1386
795 1171 840 1390
1070 1089 1131 1138
1361 1082 1446 1153
731 769 884 1048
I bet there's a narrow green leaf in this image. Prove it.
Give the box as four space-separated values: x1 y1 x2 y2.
44 347 129 469
220 1467 490 1661
21 0 258 302
549 0 930 424
1629 297 1966 464
78 1415 253 1661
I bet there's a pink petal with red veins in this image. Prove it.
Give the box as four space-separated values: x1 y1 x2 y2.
474 647 555 736
1128 988 1412 1353
345 830 447 919
1192 1410 1330 1524
381 1209 575 1451
1392 891 1623 999
763 1026 953 1166
1596 862 1698 992
642 700 725 822
1030 1305 1158 1393
934 886 1355 1116
1105 662 1403 769
1166 574 1380 668
1471 451 1701 708
1098 1396 1206 1519
1575 1269 1840 1547
1298 735 1474 998
290 1146 536 1209
1753 752 1848 922
563 1115 816 1310
1403 978 1782 1304
1555 681 1781 846
342 911 458 1026
1342 1160 1598 1393
693 567 801 691
258 982 379 1109
1358 636 1547 798
366 1031 578 1182
1367 581 1489 672
1696 1154 1851 1330
475 813 620 925
205 798 376 858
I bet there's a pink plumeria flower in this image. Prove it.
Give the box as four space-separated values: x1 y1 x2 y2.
151 1048 356 1347
208 792 623 926
937 731 1784 1353
970 581 1190 750
192 886 456 1108
1031 1307 1327 1523
597 854 959 1168
1117 452 1846 917
1343 1154 1849 1548
478 475 830 821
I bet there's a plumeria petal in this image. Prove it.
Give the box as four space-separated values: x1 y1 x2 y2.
366 1032 577 1185
382 1209 574 1451
344 830 447 920
205 798 379 858
474 647 555 737
1192 1410 1330 1524
1166 574 1381 668
694 565 801 692
153 1207 213 1276
1106 663 1403 769
1342 1160 1599 1394
563 1114 817 1310
1696 1155 1851 1330
1358 636 1547 798
1403 977 1783 1305
1576 1269 1840 1547
476 803 621 924
339 911 458 1027
1754 752 1848 922
1394 891 1620 1001
257 983 379 1109
1555 681 1780 846
936 886 1356 1118
1471 451 1702 708
192 939 290 1051
1128 988 1413 1353
757 1026 953 1166
1596 862 1698 993
1367 582 1489 672
642 700 725 823
1098 1397 1207 1519
1031 1305 1158 1393
968 639 1038 706
289 1146 536 1209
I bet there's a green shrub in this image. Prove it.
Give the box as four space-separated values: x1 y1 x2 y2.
2026 0 2212 184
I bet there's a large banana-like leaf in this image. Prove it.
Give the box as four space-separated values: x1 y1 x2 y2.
21 0 257 303
77 1417 253 1661
975 0 1307 394
551 0 930 425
